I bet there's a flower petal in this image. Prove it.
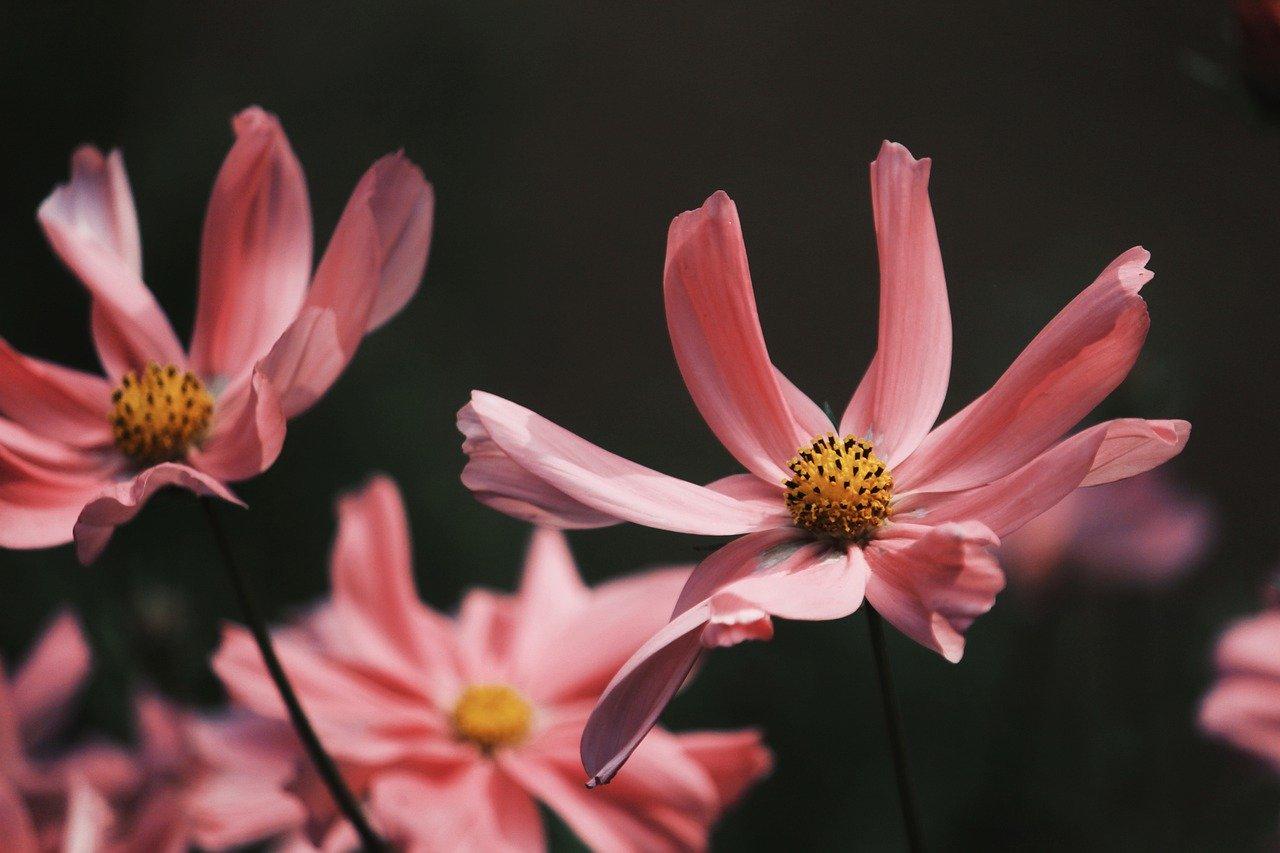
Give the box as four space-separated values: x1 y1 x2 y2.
896 247 1154 493
0 430 114 550
37 147 184 379
458 401 620 529
506 528 591 682
10 611 90 748
187 368 286 481
351 152 435 331
1078 418 1190 487
864 521 1003 662
1199 611 1280 772
467 391 778 535
62 777 115 853
257 307 345 421
673 729 774 808
0 777 37 853
0 340 111 448
190 107 312 383
842 142 951 466
72 463 244 564
665 191 823 481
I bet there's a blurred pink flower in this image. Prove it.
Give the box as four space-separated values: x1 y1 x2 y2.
0 105 434 563
1000 469 1215 589
457 141 1189 785
213 476 772 851
1236 1 1280 104
1199 608 1280 773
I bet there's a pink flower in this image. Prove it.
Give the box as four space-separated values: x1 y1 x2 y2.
1000 469 1215 589
213 476 772 851
0 106 434 563
0 611 140 848
1200 608 1280 773
457 141 1190 785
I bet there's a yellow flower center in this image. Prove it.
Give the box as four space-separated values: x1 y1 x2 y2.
451 684 533 751
784 433 893 542
110 364 214 464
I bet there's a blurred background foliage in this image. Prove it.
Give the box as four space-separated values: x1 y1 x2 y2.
1 1 1278 849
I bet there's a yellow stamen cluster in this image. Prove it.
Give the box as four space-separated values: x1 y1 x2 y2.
451 684 533 751
110 364 214 464
784 433 893 542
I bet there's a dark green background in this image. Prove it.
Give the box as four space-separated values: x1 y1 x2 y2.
1 1 1277 849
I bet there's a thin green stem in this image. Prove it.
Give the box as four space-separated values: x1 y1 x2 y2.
865 604 925 853
200 498 386 851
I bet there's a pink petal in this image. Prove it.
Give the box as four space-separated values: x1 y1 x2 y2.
505 528 590 682
515 562 691 706
367 764 544 852
10 611 90 748
896 247 1154 493
62 778 114 853
664 191 826 482
72 463 244 564
37 147 184 379
467 391 777 536
458 401 619 529
348 152 435 331
864 521 1003 662
0 340 111 448
900 419 1115 538
187 368 287 482
258 307 346 421
455 590 520 685
0 432 114 550
673 729 774 807
0 777 37 853
841 142 951 466
190 107 312 383
1078 418 1190 487
187 772 307 851
1199 611 1280 771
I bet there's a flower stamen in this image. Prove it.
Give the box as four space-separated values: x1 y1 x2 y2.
784 433 893 542
451 684 533 751
110 363 214 464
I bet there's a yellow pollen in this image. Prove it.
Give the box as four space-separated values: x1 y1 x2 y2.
109 363 214 464
451 684 533 751
784 433 893 542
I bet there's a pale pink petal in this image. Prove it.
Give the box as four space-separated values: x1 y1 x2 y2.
454 590 519 685
0 435 115 550
673 729 774 807
0 340 111 448
1078 418 1190 487
458 401 619 529
0 777 37 853
468 391 777 535
864 521 1003 662
72 463 244 564
664 191 823 482
506 528 590 681
1199 611 1280 771
10 611 90 747
257 307 345 421
515 564 690 706
187 368 286 481
61 778 114 853
347 152 435 331
190 106 312 383
896 248 1154 493
842 142 951 466
900 420 1115 538
368 764 544 852
705 473 791 526
581 603 712 788
37 146 185 379
187 772 307 851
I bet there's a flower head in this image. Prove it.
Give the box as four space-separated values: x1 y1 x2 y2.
457 141 1190 785
0 106 434 563
213 476 771 851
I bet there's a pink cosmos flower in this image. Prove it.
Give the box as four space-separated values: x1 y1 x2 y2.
213 476 772 851
457 141 1190 785
1000 469 1215 589
1199 608 1280 773
0 105 434 563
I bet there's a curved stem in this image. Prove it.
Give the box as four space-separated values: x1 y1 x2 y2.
200 498 386 851
864 604 925 853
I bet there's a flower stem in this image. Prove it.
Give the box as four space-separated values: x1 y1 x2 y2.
199 498 386 851
864 604 925 853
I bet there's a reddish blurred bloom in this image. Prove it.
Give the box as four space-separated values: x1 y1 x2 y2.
1199 608 1280 773
1235 1 1280 105
458 141 1189 784
214 477 771 851
1000 470 1215 590
0 106 434 563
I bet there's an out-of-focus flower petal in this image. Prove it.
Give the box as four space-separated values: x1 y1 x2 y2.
842 141 950 466
1200 610 1280 771
61 778 114 853
673 729 774 807
10 611 90 748
0 340 111 448
665 191 828 482
190 107 312 383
